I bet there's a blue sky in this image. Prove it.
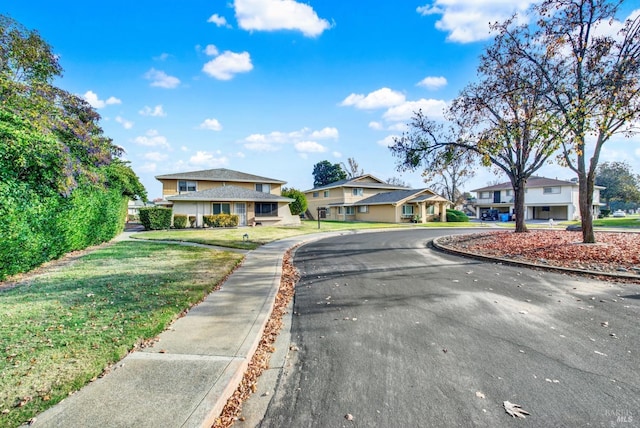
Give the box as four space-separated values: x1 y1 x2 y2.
4 1 639 199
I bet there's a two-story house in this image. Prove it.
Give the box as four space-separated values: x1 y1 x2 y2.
472 176 604 221
155 168 299 227
304 175 450 223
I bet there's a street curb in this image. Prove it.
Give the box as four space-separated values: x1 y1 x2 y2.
431 235 640 281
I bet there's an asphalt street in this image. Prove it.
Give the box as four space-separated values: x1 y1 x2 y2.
260 229 640 427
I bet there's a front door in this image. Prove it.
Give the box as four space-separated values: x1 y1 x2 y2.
234 203 247 226
493 191 501 203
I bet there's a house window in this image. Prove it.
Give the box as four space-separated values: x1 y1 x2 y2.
542 206 550 212
543 186 561 194
313 192 319 198
256 203 278 217
178 180 197 193
324 190 330 197
338 207 355 215
506 189 513 196
479 191 491 199
255 183 271 193
426 205 435 214
358 205 368 213
212 203 231 214
402 205 414 216
352 188 363 196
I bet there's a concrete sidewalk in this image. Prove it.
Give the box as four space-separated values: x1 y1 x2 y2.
30 234 312 428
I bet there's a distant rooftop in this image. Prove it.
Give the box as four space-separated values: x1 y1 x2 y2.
156 168 286 184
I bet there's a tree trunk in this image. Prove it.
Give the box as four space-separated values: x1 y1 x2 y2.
578 172 596 243
513 178 528 233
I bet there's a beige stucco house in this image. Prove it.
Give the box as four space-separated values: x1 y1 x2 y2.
155 168 299 227
304 175 450 223
472 176 604 221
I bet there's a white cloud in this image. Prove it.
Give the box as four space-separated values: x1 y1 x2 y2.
144 68 180 89
234 0 331 38
138 163 157 173
203 51 253 80
295 141 327 153
189 151 229 168
244 141 281 152
115 116 134 129
139 105 166 117
377 135 399 147
204 44 219 56
198 118 223 131
144 152 169 162
369 121 384 131
417 76 447 90
133 129 170 149
82 90 121 109
341 88 406 110
383 98 448 122
310 127 339 139
332 151 342 158
242 127 339 152
208 14 231 28
387 122 409 132
417 1 535 43
154 53 170 61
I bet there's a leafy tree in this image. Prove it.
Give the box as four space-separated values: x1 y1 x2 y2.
340 157 364 178
282 187 308 215
494 0 640 242
312 160 347 187
422 147 475 207
391 18 561 233
596 161 640 207
0 14 62 84
0 15 146 278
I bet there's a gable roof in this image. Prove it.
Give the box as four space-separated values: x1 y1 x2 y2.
155 168 286 184
328 188 450 206
471 176 578 192
166 185 294 203
305 174 408 193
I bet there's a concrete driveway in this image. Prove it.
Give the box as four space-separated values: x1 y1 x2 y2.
260 229 640 427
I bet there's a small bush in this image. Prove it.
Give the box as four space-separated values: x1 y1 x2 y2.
203 214 239 228
139 207 172 230
173 214 188 229
600 209 611 217
446 209 470 222
188 215 197 227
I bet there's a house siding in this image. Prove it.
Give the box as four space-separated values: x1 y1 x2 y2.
363 205 398 223
161 179 282 198
473 180 602 221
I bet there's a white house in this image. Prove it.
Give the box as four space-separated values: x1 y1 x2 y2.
472 176 604 221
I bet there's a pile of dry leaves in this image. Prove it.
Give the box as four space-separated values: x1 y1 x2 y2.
212 249 299 427
437 230 640 276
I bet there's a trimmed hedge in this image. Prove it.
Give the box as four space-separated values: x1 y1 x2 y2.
0 179 128 280
446 209 470 222
139 207 172 230
173 214 188 229
203 214 239 228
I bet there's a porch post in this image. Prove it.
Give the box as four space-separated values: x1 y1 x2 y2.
440 202 447 222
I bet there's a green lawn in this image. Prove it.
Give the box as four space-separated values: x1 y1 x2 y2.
492 214 640 229
131 219 483 248
592 215 640 228
0 241 243 428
